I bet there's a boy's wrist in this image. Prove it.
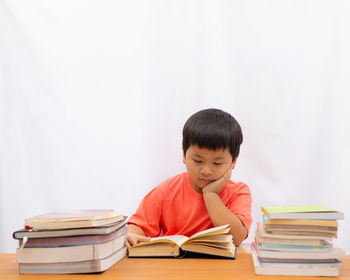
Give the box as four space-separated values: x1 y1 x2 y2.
202 190 219 196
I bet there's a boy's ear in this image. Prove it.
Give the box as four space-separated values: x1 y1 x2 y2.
231 157 238 169
182 150 186 164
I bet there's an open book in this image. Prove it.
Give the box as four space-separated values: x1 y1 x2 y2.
128 224 236 258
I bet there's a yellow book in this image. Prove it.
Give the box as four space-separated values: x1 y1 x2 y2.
264 219 338 227
261 206 344 220
256 222 333 246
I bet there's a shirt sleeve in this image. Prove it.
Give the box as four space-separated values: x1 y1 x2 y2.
127 187 163 237
227 182 253 236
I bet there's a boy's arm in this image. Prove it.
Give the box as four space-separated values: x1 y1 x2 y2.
125 224 151 249
202 169 248 246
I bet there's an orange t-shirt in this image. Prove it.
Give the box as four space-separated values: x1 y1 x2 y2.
128 172 252 237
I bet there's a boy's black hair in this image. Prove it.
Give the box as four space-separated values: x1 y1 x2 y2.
182 108 243 161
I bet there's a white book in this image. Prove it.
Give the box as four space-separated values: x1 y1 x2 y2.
256 246 345 260
265 212 344 220
258 236 330 246
17 235 125 263
258 226 333 241
19 247 127 274
257 242 333 253
251 245 341 277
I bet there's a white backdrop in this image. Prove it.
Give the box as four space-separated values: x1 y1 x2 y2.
1 0 350 253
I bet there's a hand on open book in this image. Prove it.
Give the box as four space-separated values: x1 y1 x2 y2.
125 233 151 249
202 166 232 195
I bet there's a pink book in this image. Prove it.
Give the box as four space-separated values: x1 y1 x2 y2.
24 210 122 230
26 209 114 222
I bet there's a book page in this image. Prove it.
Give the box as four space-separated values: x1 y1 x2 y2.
190 234 233 243
189 224 229 239
148 235 188 246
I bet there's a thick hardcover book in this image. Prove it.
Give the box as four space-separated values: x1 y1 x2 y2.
251 245 342 277
19 247 127 274
16 235 125 263
128 224 236 259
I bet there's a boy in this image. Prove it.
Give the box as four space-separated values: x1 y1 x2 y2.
126 108 252 248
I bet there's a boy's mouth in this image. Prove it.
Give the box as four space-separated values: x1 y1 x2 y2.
199 178 212 183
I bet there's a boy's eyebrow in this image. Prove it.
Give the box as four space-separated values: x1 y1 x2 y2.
213 156 225 160
192 153 226 160
193 153 203 158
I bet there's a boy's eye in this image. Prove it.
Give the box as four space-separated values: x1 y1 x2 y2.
213 162 223 166
193 159 202 163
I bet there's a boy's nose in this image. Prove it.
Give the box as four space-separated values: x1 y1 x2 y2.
200 166 212 176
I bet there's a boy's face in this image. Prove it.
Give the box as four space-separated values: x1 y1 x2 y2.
183 145 236 194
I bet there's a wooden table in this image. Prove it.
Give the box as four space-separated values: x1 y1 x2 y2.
1 246 349 280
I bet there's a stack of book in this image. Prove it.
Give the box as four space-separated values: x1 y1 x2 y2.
13 209 127 274
251 205 345 277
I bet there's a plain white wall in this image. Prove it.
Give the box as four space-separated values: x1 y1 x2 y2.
1 0 350 253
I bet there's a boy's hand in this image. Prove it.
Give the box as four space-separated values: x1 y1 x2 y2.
125 233 151 249
202 167 232 195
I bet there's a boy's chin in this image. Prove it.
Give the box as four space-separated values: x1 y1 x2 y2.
195 181 211 189
198 180 213 187
189 178 210 193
